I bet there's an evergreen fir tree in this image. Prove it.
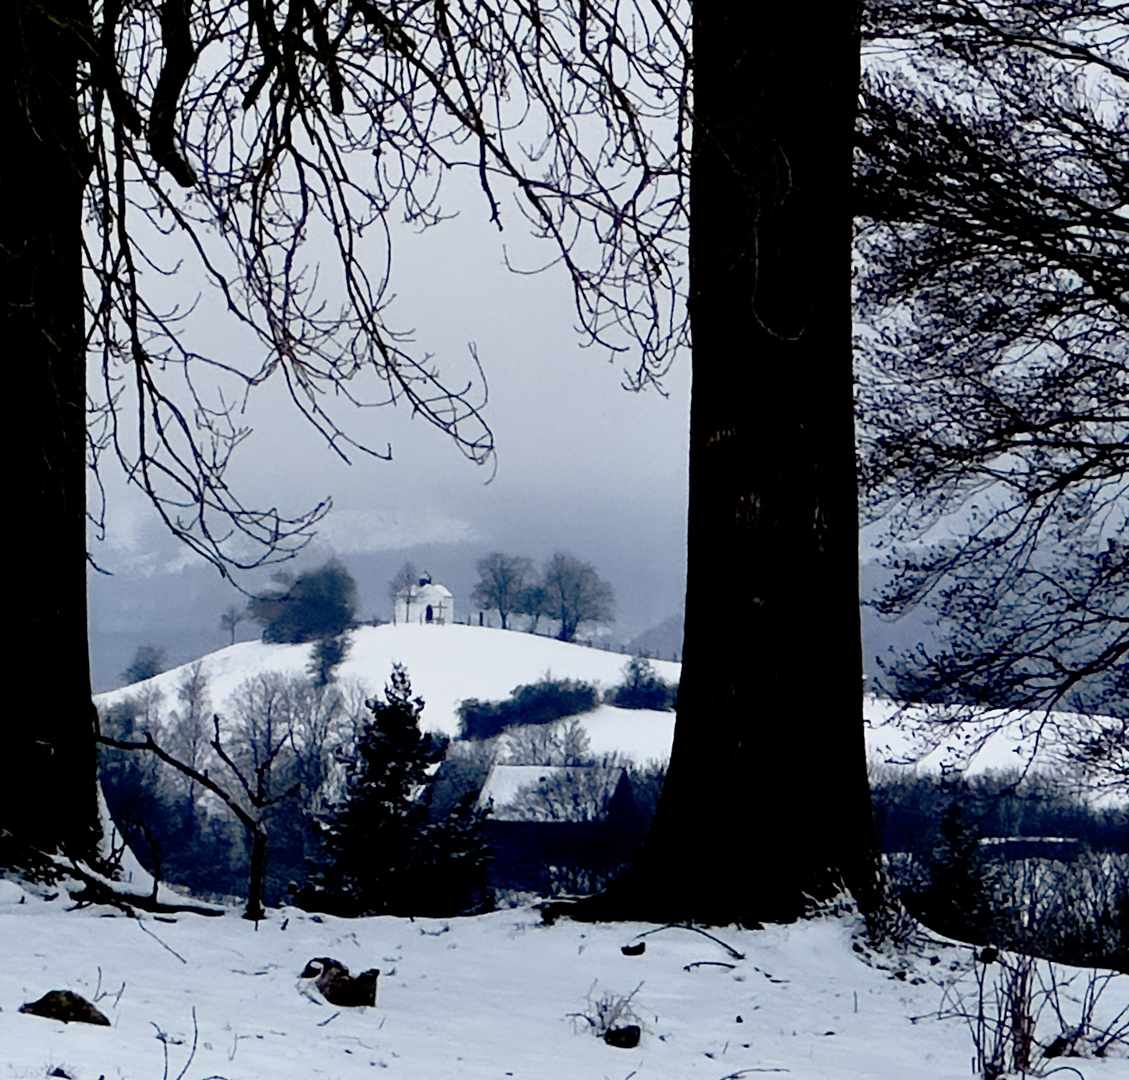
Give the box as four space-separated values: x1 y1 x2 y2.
297 665 490 917
911 785 1004 944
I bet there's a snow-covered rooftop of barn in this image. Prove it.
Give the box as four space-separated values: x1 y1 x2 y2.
477 764 625 821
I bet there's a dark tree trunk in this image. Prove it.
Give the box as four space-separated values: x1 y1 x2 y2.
244 827 268 921
1 0 101 866
570 2 879 924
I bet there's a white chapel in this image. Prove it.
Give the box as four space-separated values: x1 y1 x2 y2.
393 572 454 625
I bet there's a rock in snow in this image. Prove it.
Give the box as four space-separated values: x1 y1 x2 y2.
19 990 111 1026
299 957 379 1007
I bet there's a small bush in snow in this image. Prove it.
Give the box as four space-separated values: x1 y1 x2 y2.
568 980 644 1039
605 656 677 711
457 676 599 739
937 948 1129 1078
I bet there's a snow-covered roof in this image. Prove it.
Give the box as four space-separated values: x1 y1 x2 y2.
397 582 453 600
476 764 627 823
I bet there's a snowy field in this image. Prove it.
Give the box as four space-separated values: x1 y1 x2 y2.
96 624 680 758
3 879 1127 1080
94 622 1104 780
5 627 1125 1077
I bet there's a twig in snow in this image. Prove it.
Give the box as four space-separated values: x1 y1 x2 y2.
174 1008 200 1080
91 964 125 1008
715 1071 791 1077
151 1008 199 1080
681 925 746 960
316 1011 342 1027
151 1021 170 1080
684 961 737 972
228 1031 251 1061
634 923 745 960
137 916 188 966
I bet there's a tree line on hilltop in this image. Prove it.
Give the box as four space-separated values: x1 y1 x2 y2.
206 551 615 660
387 552 615 642
111 552 618 697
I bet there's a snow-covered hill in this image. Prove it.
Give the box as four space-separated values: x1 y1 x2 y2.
5 625 1124 1078
96 623 679 762
98 623 1118 786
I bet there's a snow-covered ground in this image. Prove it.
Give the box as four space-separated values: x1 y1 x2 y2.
863 695 1126 794
96 624 680 755
6 626 1124 1078
95 622 1111 783
3 880 1126 1080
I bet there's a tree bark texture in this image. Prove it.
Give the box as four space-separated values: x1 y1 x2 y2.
244 827 268 921
574 1 879 924
1 0 102 865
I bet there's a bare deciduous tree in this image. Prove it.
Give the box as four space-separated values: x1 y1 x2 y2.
388 562 422 624
541 553 615 643
471 553 534 631
220 605 248 647
167 661 212 809
856 1 1129 732
500 718 592 768
506 763 626 824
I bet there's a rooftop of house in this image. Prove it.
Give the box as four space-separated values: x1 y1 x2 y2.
397 580 453 599
476 764 628 823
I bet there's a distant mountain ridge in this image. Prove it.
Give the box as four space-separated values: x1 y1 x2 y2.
626 611 684 662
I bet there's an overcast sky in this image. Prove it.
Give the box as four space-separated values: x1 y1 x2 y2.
88 180 692 688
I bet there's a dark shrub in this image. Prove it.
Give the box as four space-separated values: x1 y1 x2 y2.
248 560 356 644
606 656 677 711
458 677 599 740
121 645 166 685
308 633 351 687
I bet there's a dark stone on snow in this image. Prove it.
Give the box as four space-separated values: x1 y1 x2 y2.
604 1024 641 1048
1043 1035 1070 1059
20 991 110 1026
620 942 645 956
300 957 379 1007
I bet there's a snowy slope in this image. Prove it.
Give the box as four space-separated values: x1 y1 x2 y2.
8 625 1124 1077
97 623 1119 782
96 623 679 757
863 695 1126 790
3 883 1126 1080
